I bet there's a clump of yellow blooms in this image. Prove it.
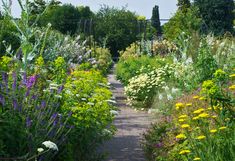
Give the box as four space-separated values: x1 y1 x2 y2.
178 114 188 119
193 95 200 99
186 103 192 106
198 113 209 118
219 126 227 130
178 119 185 122
229 74 235 78
196 135 206 140
210 129 217 133
176 133 186 139
181 124 190 129
193 157 201 160
175 103 184 110
193 108 204 114
179 149 191 155
229 85 235 90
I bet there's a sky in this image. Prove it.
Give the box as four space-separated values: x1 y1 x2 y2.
0 0 178 20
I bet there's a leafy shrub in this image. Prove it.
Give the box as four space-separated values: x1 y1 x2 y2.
60 69 115 160
142 69 235 161
116 55 172 85
91 47 113 75
125 65 173 108
0 19 20 57
0 71 71 160
163 6 202 41
152 40 178 56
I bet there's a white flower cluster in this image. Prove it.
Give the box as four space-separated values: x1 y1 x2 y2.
124 64 173 106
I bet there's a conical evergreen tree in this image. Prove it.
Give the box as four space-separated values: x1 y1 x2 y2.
151 5 161 36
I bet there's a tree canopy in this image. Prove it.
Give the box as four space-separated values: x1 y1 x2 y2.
94 6 138 57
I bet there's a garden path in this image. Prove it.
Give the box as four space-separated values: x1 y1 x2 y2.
101 66 155 161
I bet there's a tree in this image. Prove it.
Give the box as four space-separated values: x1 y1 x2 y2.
194 0 234 35
29 0 61 15
151 5 161 36
94 6 138 57
39 4 80 35
177 0 191 11
163 6 202 40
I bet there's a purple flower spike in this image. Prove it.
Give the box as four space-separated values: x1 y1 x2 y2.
41 101 46 108
57 85 64 94
0 95 5 107
26 117 32 127
12 72 17 91
51 113 58 120
155 142 163 148
68 111 72 117
13 99 18 110
26 75 37 89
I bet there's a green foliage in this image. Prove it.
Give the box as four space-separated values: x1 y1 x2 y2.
195 39 218 82
177 0 191 11
0 18 20 57
125 65 174 108
116 55 172 85
40 4 80 35
163 7 202 40
92 47 113 75
61 70 115 161
194 0 234 35
151 5 161 36
94 6 138 57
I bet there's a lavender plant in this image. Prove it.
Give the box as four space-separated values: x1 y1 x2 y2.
0 71 72 160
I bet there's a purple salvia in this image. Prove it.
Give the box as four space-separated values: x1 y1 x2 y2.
68 111 72 117
155 142 163 148
0 94 5 106
26 117 32 128
41 101 46 108
22 72 27 85
2 73 8 90
26 75 37 89
13 99 18 110
12 72 17 91
57 85 64 94
51 113 58 120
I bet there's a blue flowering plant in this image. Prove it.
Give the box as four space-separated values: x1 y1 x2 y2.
0 70 72 160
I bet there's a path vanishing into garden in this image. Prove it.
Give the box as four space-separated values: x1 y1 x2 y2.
101 66 155 161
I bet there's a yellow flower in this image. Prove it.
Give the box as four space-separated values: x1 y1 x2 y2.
199 97 206 100
229 85 235 90
198 113 209 118
181 124 190 129
186 103 192 106
178 119 185 122
207 107 212 110
219 126 227 130
229 74 235 78
192 116 200 120
197 135 206 140
175 103 184 110
193 95 200 99
193 108 204 114
211 115 217 119
179 149 191 155
225 118 230 121
176 133 186 139
178 114 188 119
210 129 217 133
193 157 201 160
